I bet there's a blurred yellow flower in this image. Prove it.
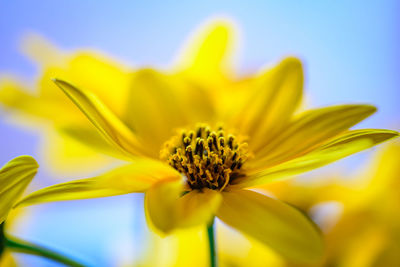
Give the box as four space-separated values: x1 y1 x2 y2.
0 156 38 266
12 21 399 263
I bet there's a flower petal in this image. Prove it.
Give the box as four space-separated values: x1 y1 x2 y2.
0 79 76 124
0 156 38 223
177 189 222 228
174 19 235 81
123 69 214 153
15 159 180 207
53 78 148 158
238 129 399 188
232 57 303 151
216 189 323 262
145 181 222 234
251 104 377 170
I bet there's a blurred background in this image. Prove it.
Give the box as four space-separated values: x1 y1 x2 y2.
0 1 399 266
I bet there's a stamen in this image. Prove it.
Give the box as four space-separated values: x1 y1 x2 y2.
160 124 249 190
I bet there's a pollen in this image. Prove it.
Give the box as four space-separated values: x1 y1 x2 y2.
160 124 249 191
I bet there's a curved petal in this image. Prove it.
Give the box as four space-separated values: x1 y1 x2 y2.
237 129 399 188
15 159 180 208
216 189 323 262
53 78 148 158
174 19 236 81
232 57 303 151
145 181 222 234
0 156 38 223
251 104 377 170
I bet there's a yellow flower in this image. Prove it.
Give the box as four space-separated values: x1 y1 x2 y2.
13 35 399 264
0 156 38 266
0 19 235 174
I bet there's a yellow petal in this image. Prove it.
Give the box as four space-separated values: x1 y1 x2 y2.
21 33 66 66
238 129 399 188
216 189 323 262
251 104 377 170
174 19 236 81
66 52 130 117
15 159 180 207
177 189 222 228
123 69 214 153
145 181 222 234
0 79 77 124
0 156 38 223
232 57 303 151
52 78 148 158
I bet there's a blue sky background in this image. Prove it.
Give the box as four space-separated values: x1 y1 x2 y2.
1 1 399 266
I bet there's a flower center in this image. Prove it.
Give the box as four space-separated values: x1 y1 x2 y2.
161 124 249 191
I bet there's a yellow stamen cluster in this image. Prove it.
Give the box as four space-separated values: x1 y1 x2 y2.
161 124 249 191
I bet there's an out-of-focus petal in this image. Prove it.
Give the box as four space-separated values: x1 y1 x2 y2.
0 79 76 124
174 19 236 81
216 189 323 262
0 156 38 223
53 78 148 158
232 57 303 151
21 33 66 66
145 181 222 234
237 129 399 188
251 104 377 170
123 69 215 153
16 159 180 207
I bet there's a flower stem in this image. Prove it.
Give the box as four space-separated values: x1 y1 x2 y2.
5 236 87 267
0 223 5 257
207 218 217 267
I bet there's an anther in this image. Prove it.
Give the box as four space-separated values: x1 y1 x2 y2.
183 137 191 147
232 152 237 161
230 162 237 170
196 127 202 138
228 135 234 149
219 137 225 147
186 146 194 163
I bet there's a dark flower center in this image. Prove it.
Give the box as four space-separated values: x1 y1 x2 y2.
161 124 249 190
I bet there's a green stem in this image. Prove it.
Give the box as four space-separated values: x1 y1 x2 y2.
207 219 217 267
5 236 87 267
0 223 5 257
